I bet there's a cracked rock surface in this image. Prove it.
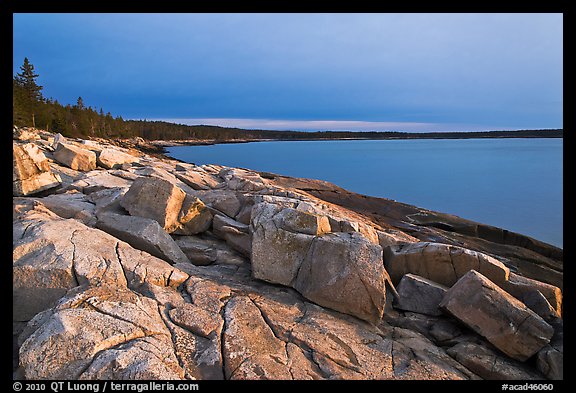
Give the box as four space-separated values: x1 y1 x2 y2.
13 127 563 380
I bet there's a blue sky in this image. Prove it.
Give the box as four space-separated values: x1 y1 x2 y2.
13 13 563 132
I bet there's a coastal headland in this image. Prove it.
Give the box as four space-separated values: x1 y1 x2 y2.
13 126 563 380
125 125 564 147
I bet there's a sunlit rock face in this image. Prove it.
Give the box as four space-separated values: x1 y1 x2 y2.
12 128 563 380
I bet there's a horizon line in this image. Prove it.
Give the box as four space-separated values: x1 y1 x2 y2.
146 118 559 133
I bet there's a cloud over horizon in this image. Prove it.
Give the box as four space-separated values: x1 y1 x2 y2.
157 118 527 133
13 13 563 130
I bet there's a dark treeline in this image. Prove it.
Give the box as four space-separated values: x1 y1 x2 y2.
13 58 563 141
127 120 563 141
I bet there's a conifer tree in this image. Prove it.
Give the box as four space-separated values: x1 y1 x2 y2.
13 58 44 127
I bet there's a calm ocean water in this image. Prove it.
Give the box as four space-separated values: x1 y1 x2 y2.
166 138 563 248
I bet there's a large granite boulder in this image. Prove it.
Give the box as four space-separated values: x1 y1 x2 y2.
384 242 510 287
503 272 562 316
251 202 331 286
294 232 387 324
520 290 560 321
95 213 190 265
120 176 186 232
13 142 61 196
173 165 223 190
96 147 139 169
196 190 242 218
439 270 554 361
393 274 448 316
53 142 97 171
251 201 387 324
172 195 213 235
120 176 212 235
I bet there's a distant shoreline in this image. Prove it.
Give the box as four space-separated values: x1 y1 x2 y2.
119 120 562 146
154 130 563 148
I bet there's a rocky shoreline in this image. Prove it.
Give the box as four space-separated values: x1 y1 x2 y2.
13 126 563 380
